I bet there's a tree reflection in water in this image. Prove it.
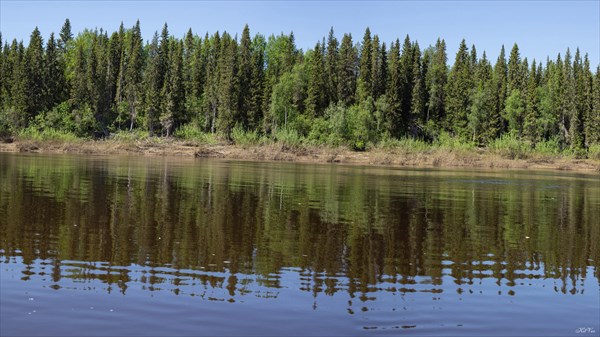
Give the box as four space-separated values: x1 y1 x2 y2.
1 154 598 311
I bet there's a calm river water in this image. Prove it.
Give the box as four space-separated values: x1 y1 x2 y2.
0 153 598 336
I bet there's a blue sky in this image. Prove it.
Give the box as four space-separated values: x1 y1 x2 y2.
1 1 599 66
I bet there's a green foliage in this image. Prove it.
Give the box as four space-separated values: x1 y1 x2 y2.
305 117 343 146
231 124 261 145
17 126 79 142
345 104 376 151
272 127 304 148
504 89 526 136
28 102 98 138
377 136 431 153
0 111 13 138
587 144 600 160
173 123 218 144
289 114 312 137
489 133 530 159
534 137 561 156
109 129 150 142
1 21 599 156
444 39 473 138
468 85 495 144
269 63 306 131
435 131 475 152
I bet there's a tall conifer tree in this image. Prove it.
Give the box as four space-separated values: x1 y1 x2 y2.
24 27 45 119
444 39 472 138
325 28 339 105
357 28 372 101
337 33 357 106
427 38 447 126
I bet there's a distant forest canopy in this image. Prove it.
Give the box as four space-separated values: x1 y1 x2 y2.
1 19 599 153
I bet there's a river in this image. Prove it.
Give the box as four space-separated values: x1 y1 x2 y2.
0 153 598 336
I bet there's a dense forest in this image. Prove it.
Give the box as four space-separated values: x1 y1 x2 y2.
1 19 599 154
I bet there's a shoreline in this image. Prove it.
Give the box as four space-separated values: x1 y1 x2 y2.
1 138 599 173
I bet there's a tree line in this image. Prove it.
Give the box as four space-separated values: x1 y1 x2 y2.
1 19 599 153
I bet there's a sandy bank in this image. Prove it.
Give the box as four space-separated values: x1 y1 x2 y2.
1 138 599 173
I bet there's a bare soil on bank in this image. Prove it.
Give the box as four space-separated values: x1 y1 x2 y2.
1 138 599 173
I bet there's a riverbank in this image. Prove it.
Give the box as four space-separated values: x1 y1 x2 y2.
2 137 599 173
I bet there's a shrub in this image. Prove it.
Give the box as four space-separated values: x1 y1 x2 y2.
534 137 561 156
109 129 149 142
273 127 304 148
17 126 79 142
173 124 219 144
231 124 260 146
588 144 600 160
489 133 530 159
346 105 376 151
307 117 330 144
435 132 475 152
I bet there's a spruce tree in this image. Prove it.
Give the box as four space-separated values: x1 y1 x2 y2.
444 39 472 138
399 35 414 129
6 41 28 127
248 34 266 130
468 51 495 143
492 45 507 135
59 18 73 52
216 32 238 137
237 25 253 127
523 60 540 143
305 41 326 117
161 39 185 136
573 49 585 147
144 32 161 135
71 41 88 111
386 39 402 137
410 43 426 133
325 27 339 105
357 28 372 101
86 34 100 121
426 38 447 126
0 35 6 110
43 33 67 111
370 35 385 99
203 32 220 133
507 43 522 94
124 20 144 131
470 44 478 74
24 27 45 119
582 55 596 145
106 30 122 126
539 57 561 141
587 66 600 145
562 49 582 150
337 33 357 106
183 28 196 101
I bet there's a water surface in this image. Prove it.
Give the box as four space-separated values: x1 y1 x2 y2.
1 153 598 336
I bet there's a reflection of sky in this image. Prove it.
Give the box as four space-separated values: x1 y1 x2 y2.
1 257 598 336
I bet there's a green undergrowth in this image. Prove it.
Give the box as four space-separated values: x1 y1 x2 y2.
172 124 219 144
17 127 80 143
11 124 600 161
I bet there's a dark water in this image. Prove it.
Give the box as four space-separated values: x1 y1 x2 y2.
0 153 598 336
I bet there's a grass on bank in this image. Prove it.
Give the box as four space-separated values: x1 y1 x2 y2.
17 126 81 143
10 123 600 162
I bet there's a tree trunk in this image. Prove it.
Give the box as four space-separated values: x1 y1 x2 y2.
211 104 216 133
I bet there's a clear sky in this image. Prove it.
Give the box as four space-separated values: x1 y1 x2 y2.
1 0 599 66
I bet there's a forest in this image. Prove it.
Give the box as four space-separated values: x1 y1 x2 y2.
1 19 599 156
